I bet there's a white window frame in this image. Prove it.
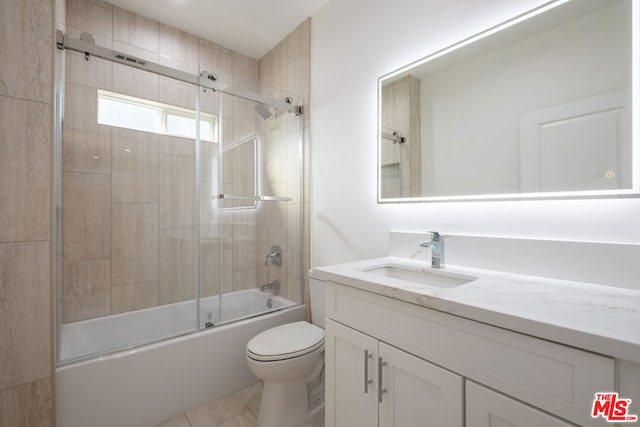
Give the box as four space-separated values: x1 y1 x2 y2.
97 89 218 142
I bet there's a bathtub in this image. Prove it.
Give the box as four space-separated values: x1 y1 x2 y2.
59 289 298 362
56 289 305 427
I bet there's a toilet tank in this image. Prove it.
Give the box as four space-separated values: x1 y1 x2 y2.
308 275 326 328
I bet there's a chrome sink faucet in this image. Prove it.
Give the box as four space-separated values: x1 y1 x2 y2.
419 231 445 268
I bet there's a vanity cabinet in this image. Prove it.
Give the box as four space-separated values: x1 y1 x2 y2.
324 281 616 427
325 318 463 427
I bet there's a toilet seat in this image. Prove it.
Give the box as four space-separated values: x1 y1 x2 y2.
247 321 325 362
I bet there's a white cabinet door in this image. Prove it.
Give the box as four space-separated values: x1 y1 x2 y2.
325 319 379 427
466 382 574 427
379 342 463 427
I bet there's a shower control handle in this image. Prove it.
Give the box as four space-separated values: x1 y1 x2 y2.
265 245 282 266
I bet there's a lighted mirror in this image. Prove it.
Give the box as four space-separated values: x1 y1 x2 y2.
220 136 258 209
378 0 638 202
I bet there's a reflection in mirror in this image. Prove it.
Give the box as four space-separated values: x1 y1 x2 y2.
220 135 258 209
378 0 638 202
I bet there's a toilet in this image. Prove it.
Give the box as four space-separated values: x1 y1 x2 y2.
246 277 325 427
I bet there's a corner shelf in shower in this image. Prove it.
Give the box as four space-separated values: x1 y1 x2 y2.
214 194 293 202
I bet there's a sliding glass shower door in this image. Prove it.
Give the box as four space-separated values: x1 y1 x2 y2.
199 77 305 327
58 41 220 362
56 27 305 365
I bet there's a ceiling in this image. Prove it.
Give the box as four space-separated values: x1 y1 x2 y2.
105 0 330 59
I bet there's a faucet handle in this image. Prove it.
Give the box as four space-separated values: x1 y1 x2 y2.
419 231 445 268
420 231 441 247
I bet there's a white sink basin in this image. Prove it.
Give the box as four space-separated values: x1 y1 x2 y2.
361 264 477 288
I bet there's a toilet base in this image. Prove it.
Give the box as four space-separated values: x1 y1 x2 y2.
257 381 310 427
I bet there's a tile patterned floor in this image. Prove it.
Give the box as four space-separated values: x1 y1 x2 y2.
154 382 325 427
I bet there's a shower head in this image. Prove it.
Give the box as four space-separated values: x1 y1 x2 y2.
254 103 273 120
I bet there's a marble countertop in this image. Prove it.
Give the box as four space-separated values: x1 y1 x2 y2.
313 257 640 363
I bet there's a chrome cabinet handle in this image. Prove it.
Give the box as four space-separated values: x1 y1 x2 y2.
364 350 373 393
378 357 388 403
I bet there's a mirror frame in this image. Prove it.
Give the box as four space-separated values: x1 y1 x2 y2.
377 0 640 203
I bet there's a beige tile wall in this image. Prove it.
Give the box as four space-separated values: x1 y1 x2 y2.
257 19 311 304
0 0 54 424
0 97 51 242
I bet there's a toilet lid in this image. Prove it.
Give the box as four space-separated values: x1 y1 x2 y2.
247 321 324 360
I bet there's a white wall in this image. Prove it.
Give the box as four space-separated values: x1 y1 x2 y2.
310 0 640 267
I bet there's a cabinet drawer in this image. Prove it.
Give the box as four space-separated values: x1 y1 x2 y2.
466 381 573 427
327 282 614 427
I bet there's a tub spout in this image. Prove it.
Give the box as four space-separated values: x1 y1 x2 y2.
259 280 280 294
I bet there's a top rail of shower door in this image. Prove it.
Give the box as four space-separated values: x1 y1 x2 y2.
55 30 304 115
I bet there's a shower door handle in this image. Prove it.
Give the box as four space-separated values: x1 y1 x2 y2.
364 350 373 393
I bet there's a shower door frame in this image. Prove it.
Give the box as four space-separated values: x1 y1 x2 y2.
54 30 306 365
55 31 303 115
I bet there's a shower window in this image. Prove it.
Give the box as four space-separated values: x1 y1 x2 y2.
97 90 218 142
